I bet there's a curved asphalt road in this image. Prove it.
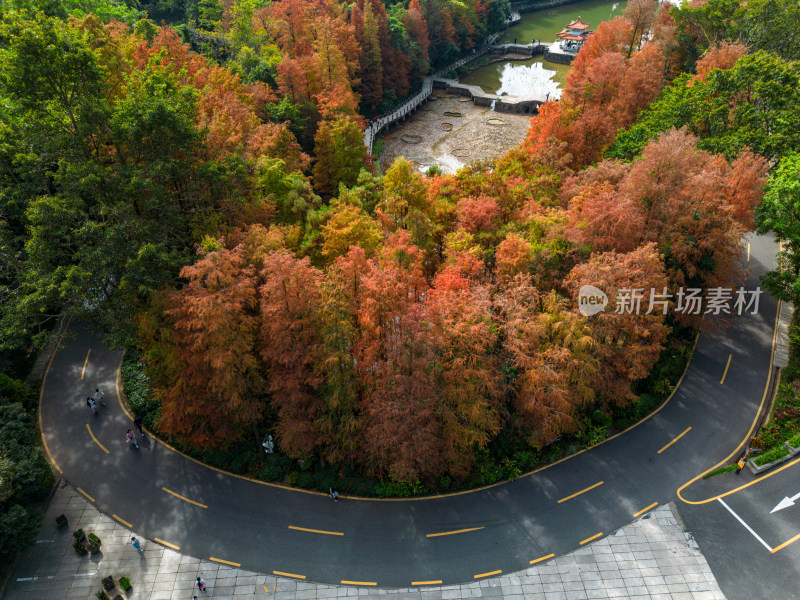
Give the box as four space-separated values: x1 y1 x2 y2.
40 234 781 588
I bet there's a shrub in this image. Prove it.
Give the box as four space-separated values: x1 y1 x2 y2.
375 479 428 497
102 576 115 591
119 577 131 591
120 352 159 430
96 592 109 600
73 539 87 555
754 446 790 466
297 472 315 489
788 433 800 448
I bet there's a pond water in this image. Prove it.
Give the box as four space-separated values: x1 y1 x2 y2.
460 57 570 99
499 0 626 46
461 0 626 96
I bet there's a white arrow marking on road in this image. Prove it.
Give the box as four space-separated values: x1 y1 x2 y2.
770 490 800 514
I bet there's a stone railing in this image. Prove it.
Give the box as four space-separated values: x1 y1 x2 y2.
363 32 502 154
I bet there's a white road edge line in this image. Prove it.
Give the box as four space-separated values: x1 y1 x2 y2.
718 498 773 552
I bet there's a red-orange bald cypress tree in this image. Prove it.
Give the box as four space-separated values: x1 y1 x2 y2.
259 252 326 457
565 243 670 407
427 268 502 475
157 246 262 448
496 277 597 448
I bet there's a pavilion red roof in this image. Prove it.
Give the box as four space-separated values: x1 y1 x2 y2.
565 17 591 30
556 31 591 41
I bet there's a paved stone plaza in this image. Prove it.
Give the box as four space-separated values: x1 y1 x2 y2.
2 481 726 600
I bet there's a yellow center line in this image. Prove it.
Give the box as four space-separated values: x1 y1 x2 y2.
426 526 484 538
658 427 692 454
772 532 800 553
210 557 241 567
76 488 95 503
81 348 91 380
747 243 751 262
112 514 132 527
161 487 208 508
273 571 305 580
288 525 344 536
580 532 603 545
557 481 604 503
633 502 659 517
474 570 501 579
340 580 377 586
412 580 443 586
154 538 180 550
530 553 554 565
86 424 109 454
677 302 782 504
720 354 732 384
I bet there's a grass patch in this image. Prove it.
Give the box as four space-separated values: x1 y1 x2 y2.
703 464 738 478
753 445 791 467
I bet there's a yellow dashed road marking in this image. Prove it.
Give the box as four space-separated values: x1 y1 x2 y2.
658 427 691 454
580 532 603 545
426 526 484 538
720 354 732 384
474 570 501 579
112 514 132 527
288 525 344 536
558 481 604 503
633 502 659 517
210 557 241 567
154 538 180 550
81 349 91 380
76 488 94 502
161 487 207 508
273 571 305 580
530 553 554 565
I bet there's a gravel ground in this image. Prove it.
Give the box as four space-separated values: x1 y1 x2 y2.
378 92 532 174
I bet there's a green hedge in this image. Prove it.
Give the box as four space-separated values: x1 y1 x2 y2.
754 445 791 466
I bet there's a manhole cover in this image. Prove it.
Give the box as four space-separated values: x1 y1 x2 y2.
401 134 424 144
459 98 471 102
487 118 506 126
441 123 453 131
451 148 471 157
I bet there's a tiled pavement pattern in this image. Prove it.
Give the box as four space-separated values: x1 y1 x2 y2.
2 481 726 600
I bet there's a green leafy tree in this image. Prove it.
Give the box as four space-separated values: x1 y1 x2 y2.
312 115 368 199
758 153 800 303
609 52 800 162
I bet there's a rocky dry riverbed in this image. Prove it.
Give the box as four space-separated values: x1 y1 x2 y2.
378 92 532 174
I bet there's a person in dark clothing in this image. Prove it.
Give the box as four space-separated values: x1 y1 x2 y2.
133 415 146 438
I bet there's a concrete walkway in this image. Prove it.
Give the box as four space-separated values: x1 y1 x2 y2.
3 481 726 600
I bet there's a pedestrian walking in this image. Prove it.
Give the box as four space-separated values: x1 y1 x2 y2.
94 388 106 407
126 429 139 449
86 397 97 416
131 537 143 554
196 577 206 591
329 487 339 502
133 415 146 438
